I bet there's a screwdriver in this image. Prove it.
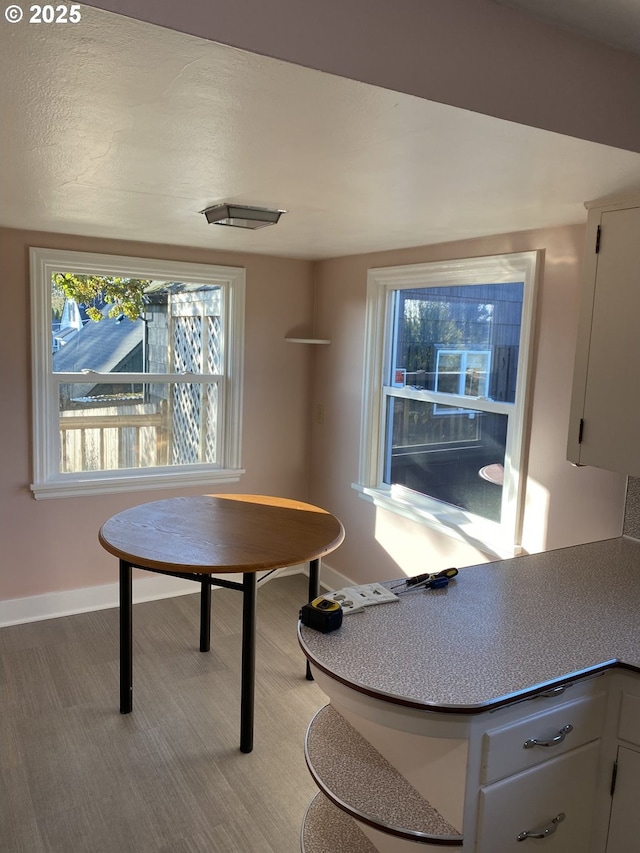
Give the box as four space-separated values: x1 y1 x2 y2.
392 567 458 593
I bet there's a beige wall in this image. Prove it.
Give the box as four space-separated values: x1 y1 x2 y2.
308 224 627 584
0 223 630 603
0 228 315 600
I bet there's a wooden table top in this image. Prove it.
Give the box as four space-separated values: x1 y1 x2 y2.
99 494 345 574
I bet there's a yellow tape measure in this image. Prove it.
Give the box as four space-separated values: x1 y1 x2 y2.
299 596 343 633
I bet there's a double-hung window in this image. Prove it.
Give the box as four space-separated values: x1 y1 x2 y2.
356 252 539 557
30 248 245 499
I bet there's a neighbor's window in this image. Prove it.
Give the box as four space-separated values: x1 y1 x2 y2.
356 252 539 557
30 248 245 499
433 349 491 414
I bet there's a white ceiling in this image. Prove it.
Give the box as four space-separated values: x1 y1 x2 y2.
1 4 639 260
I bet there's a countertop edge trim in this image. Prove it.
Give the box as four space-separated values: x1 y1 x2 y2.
299 633 621 714
303 705 463 844
303 756 463 846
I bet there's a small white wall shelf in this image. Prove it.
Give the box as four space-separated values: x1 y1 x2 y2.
284 337 331 345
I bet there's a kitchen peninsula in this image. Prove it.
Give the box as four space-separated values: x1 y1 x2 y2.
299 536 640 852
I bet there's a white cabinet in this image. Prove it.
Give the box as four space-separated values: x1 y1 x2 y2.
567 194 640 476
301 668 608 852
606 686 640 853
606 747 640 853
475 684 605 852
480 692 606 784
477 741 600 852
299 538 640 853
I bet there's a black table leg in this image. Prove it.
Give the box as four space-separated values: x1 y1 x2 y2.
200 576 211 652
119 559 133 713
306 558 321 680
240 572 257 753
308 557 320 601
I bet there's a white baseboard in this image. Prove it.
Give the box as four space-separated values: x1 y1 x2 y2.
0 561 348 628
304 561 354 594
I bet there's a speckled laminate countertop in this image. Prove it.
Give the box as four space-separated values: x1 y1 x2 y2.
299 536 640 712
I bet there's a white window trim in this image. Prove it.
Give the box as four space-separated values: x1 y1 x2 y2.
354 251 540 559
30 248 245 499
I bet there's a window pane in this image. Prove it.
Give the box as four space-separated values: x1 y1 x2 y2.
52 279 222 375
58 381 219 472
390 283 523 403
464 352 491 397
435 352 462 395
384 397 507 522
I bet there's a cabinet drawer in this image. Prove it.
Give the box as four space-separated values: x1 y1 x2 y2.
618 692 640 746
481 693 605 784
477 741 600 852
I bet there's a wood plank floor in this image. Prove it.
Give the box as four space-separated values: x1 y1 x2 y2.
1 574 327 852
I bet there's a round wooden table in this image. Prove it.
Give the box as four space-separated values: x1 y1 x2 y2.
99 494 344 752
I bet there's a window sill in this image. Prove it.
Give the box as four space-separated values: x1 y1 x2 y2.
30 468 245 500
352 483 518 560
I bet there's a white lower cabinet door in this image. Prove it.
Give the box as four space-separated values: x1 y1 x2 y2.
606 746 640 853
476 741 599 852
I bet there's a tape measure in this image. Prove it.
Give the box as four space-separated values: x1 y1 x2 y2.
299 596 343 633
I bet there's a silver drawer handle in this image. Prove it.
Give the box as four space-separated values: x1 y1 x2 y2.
523 724 573 749
537 685 568 698
517 812 565 842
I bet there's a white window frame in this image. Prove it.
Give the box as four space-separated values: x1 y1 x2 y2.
30 248 245 499
354 252 540 558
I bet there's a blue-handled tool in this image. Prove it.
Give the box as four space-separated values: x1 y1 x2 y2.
393 567 458 593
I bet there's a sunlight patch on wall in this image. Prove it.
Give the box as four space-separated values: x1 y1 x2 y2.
520 476 550 554
373 505 490 578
